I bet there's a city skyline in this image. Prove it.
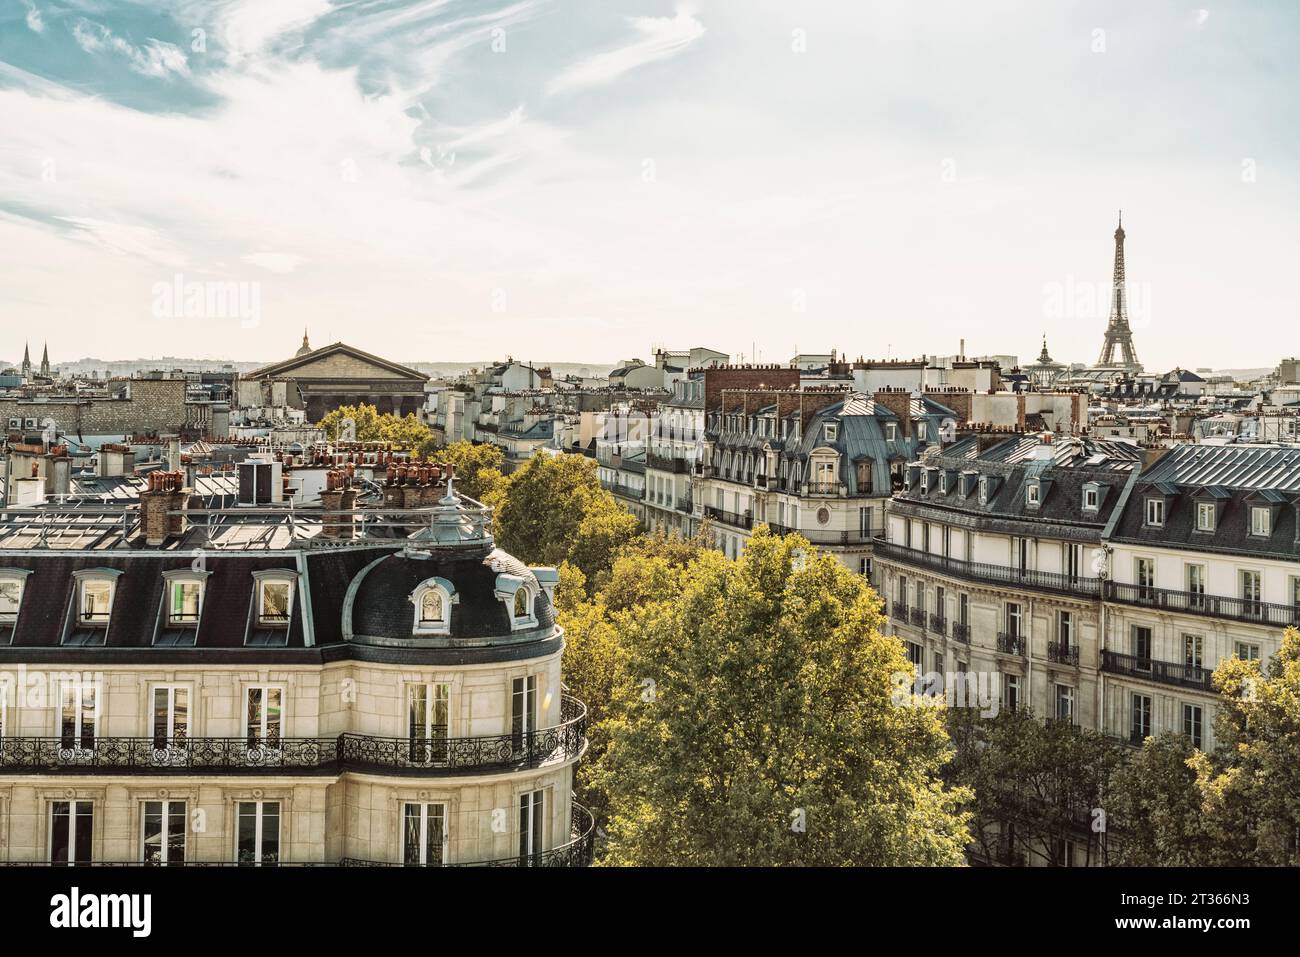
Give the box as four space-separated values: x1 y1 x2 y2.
2 1 1298 367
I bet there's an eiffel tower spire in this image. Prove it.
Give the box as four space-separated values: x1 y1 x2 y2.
1097 211 1142 371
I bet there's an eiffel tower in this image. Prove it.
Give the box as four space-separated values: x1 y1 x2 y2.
1096 212 1142 371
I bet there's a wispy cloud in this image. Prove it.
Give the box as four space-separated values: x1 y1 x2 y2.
23 2 44 34
547 4 704 96
71 19 190 79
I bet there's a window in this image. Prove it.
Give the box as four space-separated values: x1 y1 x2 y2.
518 790 546 862
1132 626 1152 668
1135 558 1155 599
1058 611 1073 649
1083 486 1099 510
0 572 27 623
236 801 280 866
897 575 908 608
152 686 189 748
1235 641 1260 661
1250 506 1271 537
978 477 989 505
245 686 282 747
258 579 292 625
958 593 969 626
408 683 450 762
1005 602 1023 637
1026 482 1040 506
403 803 447 865
823 422 838 442
142 800 186 865
906 641 923 669
1240 570 1262 617
935 585 945 618
79 578 114 623
1182 704 1203 749
1196 502 1216 532
167 578 203 625
412 579 456 635
50 801 93 865
60 683 97 750
885 422 898 441
1131 693 1152 742
1183 634 1203 671
1145 498 1164 527
1055 684 1074 723
512 675 538 750
1064 543 1082 580
1186 564 1206 609
1004 674 1020 713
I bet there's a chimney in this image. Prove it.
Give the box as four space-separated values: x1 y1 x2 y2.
141 470 188 545
99 444 135 478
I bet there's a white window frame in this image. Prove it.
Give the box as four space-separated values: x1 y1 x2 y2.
497 574 539 631
978 476 989 505
59 681 99 751
256 576 295 627
407 682 450 762
1249 506 1271 537
73 570 121 626
49 800 94 865
1026 482 1040 506
235 800 280 867
402 802 447 866
518 788 547 860
410 578 457 636
1195 501 1216 532
243 685 283 748
0 570 30 624
163 570 208 627
141 799 187 865
151 684 190 747
1082 486 1099 510
1145 497 1165 527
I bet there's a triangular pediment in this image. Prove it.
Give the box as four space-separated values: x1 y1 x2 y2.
248 342 428 382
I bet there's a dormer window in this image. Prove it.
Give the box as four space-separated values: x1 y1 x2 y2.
411 578 458 635
0 571 29 624
1145 498 1165 527
920 471 930 493
938 472 949 495
163 570 208 627
824 422 838 442
1250 506 1271 537
978 476 989 505
79 578 115 624
1196 501 1216 532
1026 482 1041 507
496 574 539 630
885 422 898 441
1082 485 1099 511
257 578 293 626
916 422 927 441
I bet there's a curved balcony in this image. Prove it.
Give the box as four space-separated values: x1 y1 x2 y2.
0 696 588 777
340 802 595 867
873 539 1103 597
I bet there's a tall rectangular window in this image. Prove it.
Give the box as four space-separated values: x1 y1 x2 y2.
512 676 538 749
1186 564 1206 609
402 803 446 866
518 790 546 862
0 577 22 622
153 686 189 748
1135 558 1155 598
1196 502 1216 532
408 683 450 761
1182 704 1203 749
1005 602 1022 637
168 580 203 624
50 801 93 865
245 687 282 747
79 579 113 623
1240 570 1262 615
1132 626 1153 668
1058 610 1073 649
60 684 96 750
958 593 969 626
142 800 187 865
1183 634 1204 670
1055 684 1074 723
1131 693 1152 741
237 800 280 866
258 580 292 624
1004 674 1019 713
1064 544 1081 580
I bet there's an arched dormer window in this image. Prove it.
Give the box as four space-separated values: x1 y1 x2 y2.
411 577 458 635
495 574 539 631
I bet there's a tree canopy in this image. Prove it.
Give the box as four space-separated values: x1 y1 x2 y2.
316 403 435 455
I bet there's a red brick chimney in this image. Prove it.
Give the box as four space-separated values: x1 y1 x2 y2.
141 470 188 545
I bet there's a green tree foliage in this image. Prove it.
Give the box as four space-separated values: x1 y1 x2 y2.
432 440 505 502
589 529 971 866
487 452 638 587
316 404 435 455
1188 627 1300 865
947 708 1123 866
1106 733 1208 866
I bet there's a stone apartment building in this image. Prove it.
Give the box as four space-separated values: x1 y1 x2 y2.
0 465 589 866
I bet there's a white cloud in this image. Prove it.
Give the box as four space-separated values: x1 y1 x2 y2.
547 5 704 96
23 2 44 34
71 20 190 79
242 252 307 273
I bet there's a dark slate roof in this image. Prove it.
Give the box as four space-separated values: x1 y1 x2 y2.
346 545 553 644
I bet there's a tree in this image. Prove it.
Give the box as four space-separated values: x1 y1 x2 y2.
946 708 1123 866
488 452 638 587
590 529 971 866
432 440 505 501
1189 627 1300 865
316 403 435 455
1106 733 1208 866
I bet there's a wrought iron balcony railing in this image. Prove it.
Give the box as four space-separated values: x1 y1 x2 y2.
909 607 926 628
1106 581 1300 629
646 453 690 473
1101 650 1213 691
996 633 1026 656
929 614 947 635
1047 641 1080 666
892 603 910 621
0 697 587 776
703 505 753 530
951 622 971 643
872 539 1103 597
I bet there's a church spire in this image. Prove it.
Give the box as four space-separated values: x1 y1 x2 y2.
296 327 312 357
40 342 50 377
21 342 31 377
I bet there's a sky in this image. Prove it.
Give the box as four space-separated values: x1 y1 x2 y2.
0 0 1297 369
